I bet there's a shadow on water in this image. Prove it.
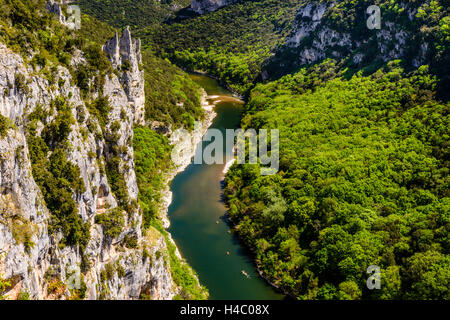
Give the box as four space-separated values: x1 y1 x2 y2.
167 73 285 300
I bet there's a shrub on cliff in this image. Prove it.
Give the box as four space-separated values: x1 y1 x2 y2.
0 114 10 138
95 207 125 239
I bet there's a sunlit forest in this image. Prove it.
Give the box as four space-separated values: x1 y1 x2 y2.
225 60 449 299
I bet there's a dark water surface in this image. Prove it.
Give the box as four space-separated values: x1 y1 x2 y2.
167 74 283 300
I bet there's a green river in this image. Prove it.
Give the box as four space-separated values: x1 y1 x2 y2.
167 74 284 300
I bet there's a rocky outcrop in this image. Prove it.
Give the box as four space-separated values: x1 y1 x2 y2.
0 24 176 299
263 1 429 79
46 0 66 24
0 128 50 300
191 0 237 14
103 27 145 125
285 2 332 49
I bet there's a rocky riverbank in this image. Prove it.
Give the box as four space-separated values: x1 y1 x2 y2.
158 89 217 228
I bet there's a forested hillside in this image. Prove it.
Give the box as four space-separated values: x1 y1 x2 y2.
219 0 450 300
76 0 303 95
74 0 192 29
76 0 300 95
263 0 450 99
141 49 204 129
144 0 302 95
224 60 449 299
79 0 450 99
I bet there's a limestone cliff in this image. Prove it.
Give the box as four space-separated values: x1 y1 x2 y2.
0 9 184 299
103 27 145 126
263 1 430 79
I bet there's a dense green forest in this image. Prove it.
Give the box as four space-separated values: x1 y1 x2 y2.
74 0 191 29
134 127 172 229
141 49 204 128
224 60 449 299
220 1 449 299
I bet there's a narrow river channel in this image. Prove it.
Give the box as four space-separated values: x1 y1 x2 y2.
167 74 284 300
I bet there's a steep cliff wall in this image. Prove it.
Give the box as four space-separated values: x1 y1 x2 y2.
0 9 182 299
103 27 145 126
263 1 432 80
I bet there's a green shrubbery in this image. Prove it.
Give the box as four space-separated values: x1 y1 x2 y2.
76 13 116 46
14 73 30 94
100 262 116 282
95 208 125 239
105 155 134 214
27 97 90 250
123 234 138 249
17 290 30 300
133 126 172 228
86 96 111 131
0 114 11 138
75 43 112 97
0 276 11 300
10 218 35 253
42 97 76 146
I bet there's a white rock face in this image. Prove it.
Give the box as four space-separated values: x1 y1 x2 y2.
283 1 354 66
191 0 236 14
46 0 66 25
266 0 429 75
103 27 145 126
286 2 330 47
0 25 178 299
